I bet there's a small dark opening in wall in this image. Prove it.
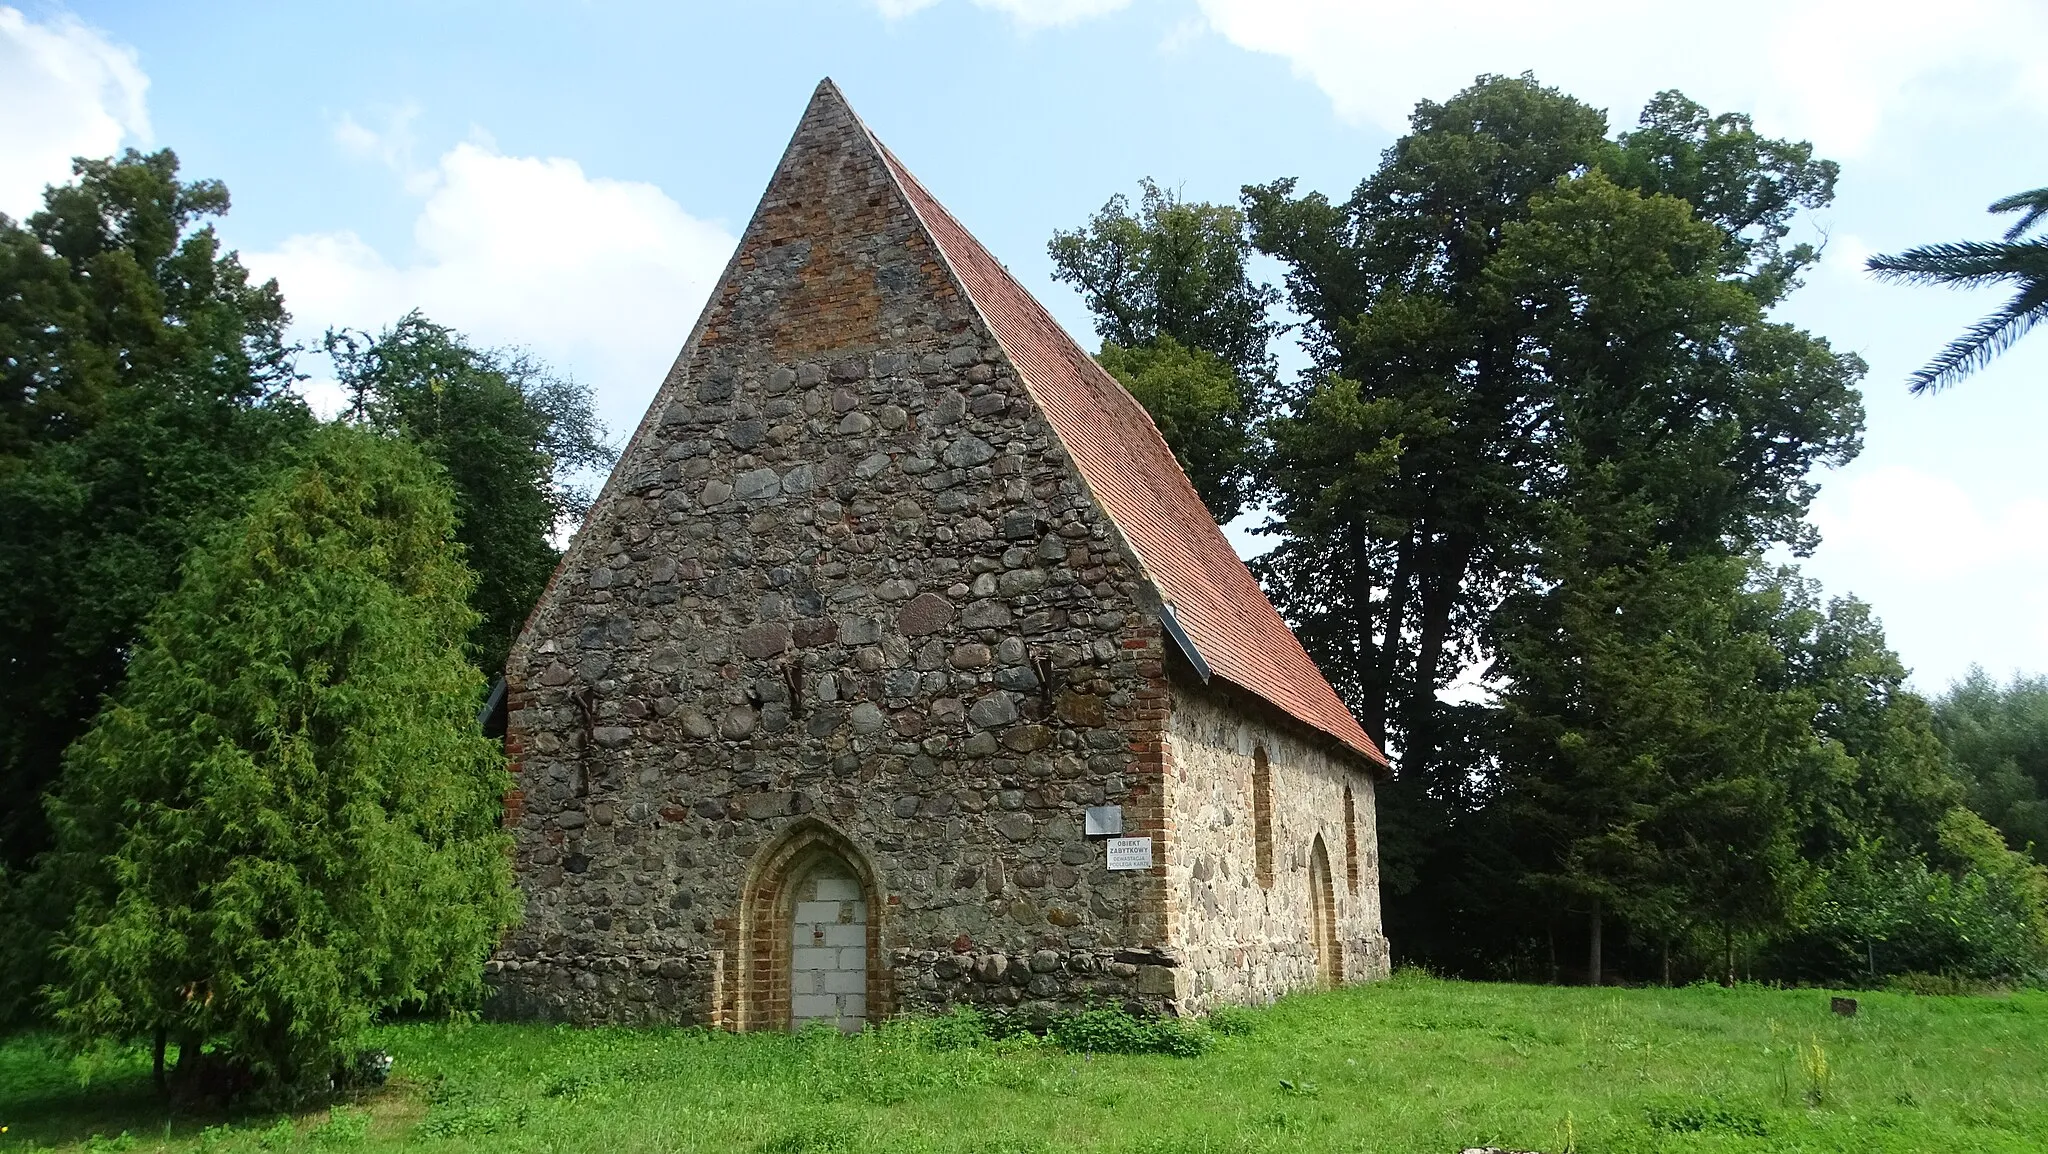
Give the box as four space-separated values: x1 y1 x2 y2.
1343 785 1360 894
1253 746 1274 889
479 677 508 739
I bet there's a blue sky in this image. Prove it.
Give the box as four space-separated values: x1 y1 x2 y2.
6 0 2046 694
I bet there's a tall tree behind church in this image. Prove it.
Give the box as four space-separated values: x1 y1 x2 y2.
324 314 614 678
0 151 310 869
1240 78 1863 938
1048 179 1278 523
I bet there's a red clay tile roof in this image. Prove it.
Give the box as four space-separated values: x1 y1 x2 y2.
863 127 1388 770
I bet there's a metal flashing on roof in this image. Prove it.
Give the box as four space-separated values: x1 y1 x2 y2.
1160 603 1212 683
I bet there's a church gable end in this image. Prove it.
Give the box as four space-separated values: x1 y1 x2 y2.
492 82 1181 1026
491 81 1388 1028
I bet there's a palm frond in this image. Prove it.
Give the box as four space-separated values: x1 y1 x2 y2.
1867 239 2048 289
1908 279 2048 394
1990 186 2048 241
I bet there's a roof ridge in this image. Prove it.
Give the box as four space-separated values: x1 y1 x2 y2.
868 139 1185 456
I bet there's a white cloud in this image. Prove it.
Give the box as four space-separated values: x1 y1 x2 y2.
1809 465 2048 582
872 0 1133 31
331 103 428 189
1804 464 2048 686
1818 231 1873 279
247 140 737 434
1192 0 2048 155
0 6 149 218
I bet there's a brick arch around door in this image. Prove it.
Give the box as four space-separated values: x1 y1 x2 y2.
730 818 889 1031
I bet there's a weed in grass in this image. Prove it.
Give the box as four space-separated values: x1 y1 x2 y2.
1206 1006 1258 1037
977 1136 1052 1154
309 1106 369 1146
755 1116 857 1153
1800 1034 1832 1106
1045 1007 1211 1056
538 1068 604 1100
915 1006 995 1051
254 1119 294 1149
1644 1100 1769 1136
7 976 2048 1152
1404 1013 1483 1032
414 1085 530 1139
1890 972 1979 996
1253 1107 1302 1132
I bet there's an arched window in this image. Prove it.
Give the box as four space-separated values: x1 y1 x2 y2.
1343 784 1360 894
1253 745 1274 889
1309 834 1343 987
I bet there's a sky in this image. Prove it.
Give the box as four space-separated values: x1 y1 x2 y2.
5 0 2046 694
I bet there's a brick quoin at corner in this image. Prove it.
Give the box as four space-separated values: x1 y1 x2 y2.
485 80 1391 1031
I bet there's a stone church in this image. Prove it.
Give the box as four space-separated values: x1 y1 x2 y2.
485 80 1391 1031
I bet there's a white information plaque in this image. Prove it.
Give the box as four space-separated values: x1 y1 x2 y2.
1106 836 1153 871
1084 805 1123 836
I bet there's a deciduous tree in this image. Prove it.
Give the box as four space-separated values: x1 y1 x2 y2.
1242 77 1861 937
1049 180 1277 521
0 151 309 870
324 313 612 676
1934 669 2048 862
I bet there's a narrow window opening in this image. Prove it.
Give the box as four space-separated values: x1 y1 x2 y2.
1343 784 1360 894
1253 745 1274 889
1310 834 1343 987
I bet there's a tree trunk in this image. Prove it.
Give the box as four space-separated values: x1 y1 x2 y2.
1409 559 1452 781
1723 923 1736 987
1546 922 1559 985
1364 528 1415 749
153 1027 168 1096
1661 941 1672 988
1588 900 1603 987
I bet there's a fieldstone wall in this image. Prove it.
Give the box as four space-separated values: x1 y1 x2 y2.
487 87 1178 1026
1163 674 1390 1014
889 944 1187 1026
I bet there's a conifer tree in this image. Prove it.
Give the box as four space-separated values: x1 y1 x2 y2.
42 425 518 1095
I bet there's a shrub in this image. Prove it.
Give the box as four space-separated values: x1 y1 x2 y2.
916 1006 996 1051
40 427 520 1097
1206 1006 1260 1037
1776 813 2048 985
1047 1006 1212 1057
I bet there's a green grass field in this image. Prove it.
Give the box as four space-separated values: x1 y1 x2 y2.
4 973 2046 1153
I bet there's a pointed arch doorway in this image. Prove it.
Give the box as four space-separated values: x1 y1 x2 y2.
1308 834 1343 988
733 819 887 1032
